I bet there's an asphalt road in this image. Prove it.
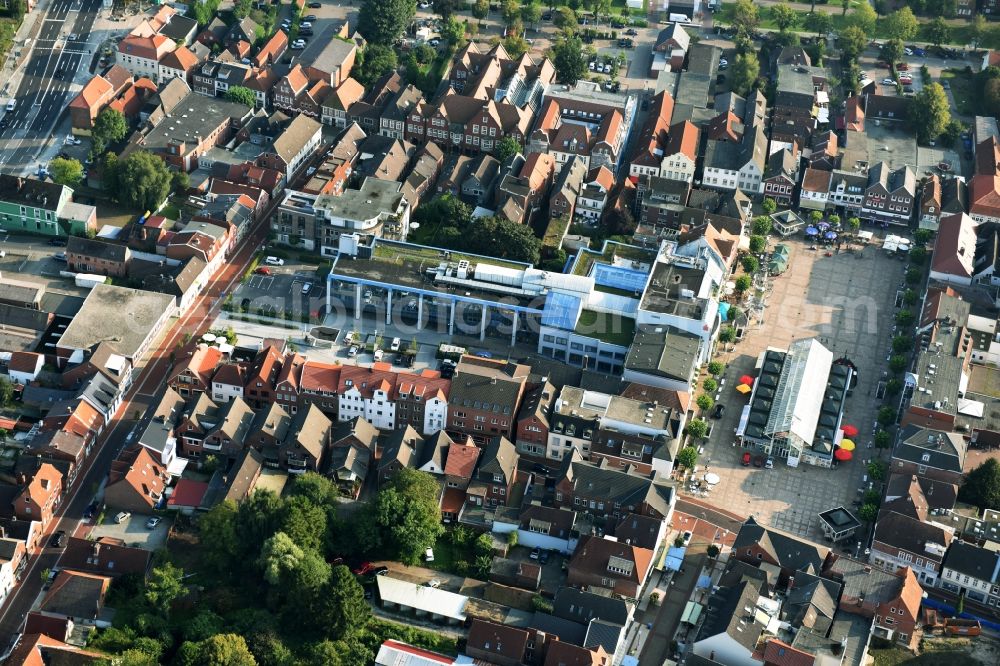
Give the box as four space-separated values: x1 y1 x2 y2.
0 0 102 174
0 199 277 649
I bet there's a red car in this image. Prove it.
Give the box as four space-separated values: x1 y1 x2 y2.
352 562 372 575
742 452 752 466
896 62 909 71
255 266 271 275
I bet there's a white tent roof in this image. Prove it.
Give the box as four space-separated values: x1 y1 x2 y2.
376 576 467 622
766 338 834 445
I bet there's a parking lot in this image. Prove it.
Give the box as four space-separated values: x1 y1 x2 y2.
87 512 171 550
231 259 322 318
689 234 908 543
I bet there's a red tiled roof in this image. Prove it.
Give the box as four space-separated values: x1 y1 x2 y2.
299 359 341 393
8 352 41 373
167 479 209 508
254 30 288 67
160 45 198 71
338 365 397 398
441 487 466 514
763 639 814 666
665 120 699 161
444 441 480 478
69 76 112 110
285 64 309 94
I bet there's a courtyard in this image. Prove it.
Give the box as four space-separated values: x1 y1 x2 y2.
688 232 909 543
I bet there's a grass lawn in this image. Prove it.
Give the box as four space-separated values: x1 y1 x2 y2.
940 68 977 116
575 309 636 346
95 200 139 228
871 648 983 666
159 202 182 222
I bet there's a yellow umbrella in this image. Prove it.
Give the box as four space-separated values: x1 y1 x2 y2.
840 439 856 451
736 383 751 394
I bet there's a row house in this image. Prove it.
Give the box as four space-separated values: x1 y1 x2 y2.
165 221 230 268
320 78 365 128
706 110 744 143
254 30 287 69
383 84 425 140
337 363 398 431
495 152 556 226
257 114 323 181
297 23 357 87
116 34 175 82
327 417 378 494
969 136 1000 224
466 436 518 509
273 352 306 414
807 130 838 171
393 370 450 435
191 60 252 99
447 41 554 105
549 156 588 221
827 169 867 214
862 161 916 226
157 45 199 86
940 541 1000 609
799 167 832 212
628 90 674 178
700 124 767 196
577 165 615 223
405 93 533 156
762 147 799 206
167 345 224 397
401 142 445 208
272 64 310 115
68 66 134 134
514 380 554 458
281 404 332 474
13 463 63 530
200 397 256 459
528 92 628 171
346 71 404 135
826 556 923 650
244 345 283 409
300 123 365 197
658 120 700 185
295 358 341 417
243 67 280 109
66 236 131 277
554 449 676 522
919 175 967 232
567 535 655 600
448 356 530 443
871 509 952 586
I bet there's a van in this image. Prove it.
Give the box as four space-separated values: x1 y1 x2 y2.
669 12 691 24
390 337 401 351
114 511 131 524
373 349 384 362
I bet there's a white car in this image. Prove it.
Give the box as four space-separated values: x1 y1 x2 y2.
882 78 895 85
300 21 312 28
64 135 81 145
424 547 435 562
390 337 401 351
348 345 359 357
264 256 284 266
291 40 305 49
429 38 440 47
904 47 913 56
301 282 312 294
719 58 728 66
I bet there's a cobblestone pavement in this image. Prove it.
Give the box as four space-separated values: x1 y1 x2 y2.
686 233 908 543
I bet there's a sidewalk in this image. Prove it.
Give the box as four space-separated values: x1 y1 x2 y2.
0 0 52 99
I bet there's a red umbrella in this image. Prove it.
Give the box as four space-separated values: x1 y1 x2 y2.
834 448 853 461
841 424 859 437
739 375 755 386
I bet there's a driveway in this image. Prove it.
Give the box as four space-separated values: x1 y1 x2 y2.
87 512 170 550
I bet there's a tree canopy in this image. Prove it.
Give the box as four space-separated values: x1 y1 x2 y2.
359 0 416 45
960 459 1000 510
353 44 399 87
364 468 446 564
910 83 951 144
91 107 128 158
550 32 587 84
224 86 257 107
677 446 699 469
729 52 760 96
49 157 84 187
114 151 173 212
884 7 919 42
493 136 522 163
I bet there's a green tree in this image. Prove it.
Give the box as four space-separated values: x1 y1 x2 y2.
465 216 542 264
289 472 339 507
172 170 190 194
684 419 709 439
742 255 760 274
503 34 529 58
442 15 466 45
696 394 715 411
885 378 903 395
884 7 919 41
859 503 879 522
91 107 128 156
49 157 84 186
847 2 878 37
734 275 753 293
889 354 909 373
312 565 371 639
877 406 896 428
882 39 905 69
748 235 766 253
910 83 951 144
677 446 699 469
770 3 798 32
353 44 399 87
960 458 1000 510
762 198 777 214
925 17 950 47
223 85 255 107
494 136 523 163
708 361 725 376
729 51 760 96
703 377 718 393
751 216 772 236
730 0 759 39
145 563 187 615
279 495 327 553
892 334 913 354
910 245 928 265
874 430 892 449
501 0 521 24
433 0 459 19
839 25 868 62
359 0 417 44
848 216 861 232
895 309 914 326
803 11 831 37
551 32 587 84
719 326 737 344
553 6 576 30
198 501 240 574
367 468 445 564
728 306 744 323
841 0 849 16
970 14 989 50
115 151 173 212
905 267 923 284
867 460 887 481
521 0 542 26
903 289 918 306
177 634 257 666
234 0 253 18
473 0 489 21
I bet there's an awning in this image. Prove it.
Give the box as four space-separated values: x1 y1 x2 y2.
736 383 752 394
681 601 704 625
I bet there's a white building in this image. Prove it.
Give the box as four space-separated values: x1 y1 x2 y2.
311 178 411 257
701 125 766 196
116 33 175 82
939 541 1000 608
338 381 397 431
800 168 832 211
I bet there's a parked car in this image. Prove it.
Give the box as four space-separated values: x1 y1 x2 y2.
372 566 389 576
426 579 442 588
264 256 284 266
307 1 321 6
373 349 384 362
625 28 638 36
390 337 401 351
50 531 66 548
255 266 271 275
301 282 312 294
348 345 359 357
530 547 541 559
765 457 775 469
114 511 131 524
742 452 752 466
352 562 372 575
291 40 306 49
896 62 909 71
146 517 161 530
712 403 726 419
303 14 316 21
52 253 67 263
881 78 896 85
681 530 693 546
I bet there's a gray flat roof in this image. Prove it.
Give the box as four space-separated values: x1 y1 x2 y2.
139 91 251 152
314 178 404 222
0 277 45 305
624 325 701 381
58 283 175 358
